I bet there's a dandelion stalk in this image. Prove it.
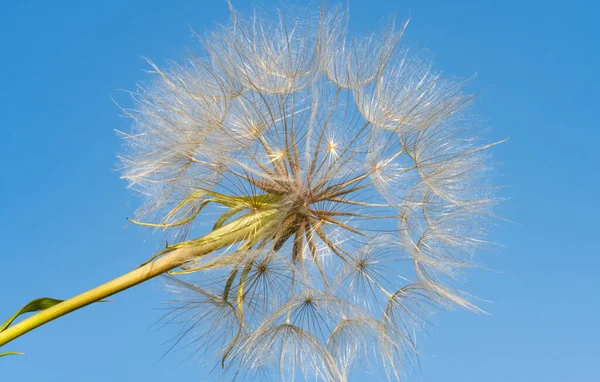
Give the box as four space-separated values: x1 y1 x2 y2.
0 208 278 348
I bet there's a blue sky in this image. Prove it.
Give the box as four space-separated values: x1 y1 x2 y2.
1 0 598 381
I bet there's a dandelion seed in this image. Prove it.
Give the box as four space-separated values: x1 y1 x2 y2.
120 3 499 381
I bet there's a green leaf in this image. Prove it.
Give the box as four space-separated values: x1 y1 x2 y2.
0 352 23 358
213 205 245 230
0 298 63 333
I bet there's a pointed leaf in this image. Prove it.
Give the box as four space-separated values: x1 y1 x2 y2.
0 298 63 333
0 352 23 357
213 205 246 230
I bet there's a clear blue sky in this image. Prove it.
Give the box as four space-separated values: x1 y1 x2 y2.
1 1 598 381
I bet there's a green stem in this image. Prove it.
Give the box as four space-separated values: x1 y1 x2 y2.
0 210 276 348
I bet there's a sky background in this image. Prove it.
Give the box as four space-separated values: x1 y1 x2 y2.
1 0 599 381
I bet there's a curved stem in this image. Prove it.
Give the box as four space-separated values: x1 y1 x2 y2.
0 210 276 348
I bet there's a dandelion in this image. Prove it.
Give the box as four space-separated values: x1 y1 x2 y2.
0 3 500 380
115 3 501 379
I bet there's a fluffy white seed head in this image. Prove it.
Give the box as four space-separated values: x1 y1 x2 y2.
120 3 499 381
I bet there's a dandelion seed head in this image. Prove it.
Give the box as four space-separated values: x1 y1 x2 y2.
120 3 499 380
